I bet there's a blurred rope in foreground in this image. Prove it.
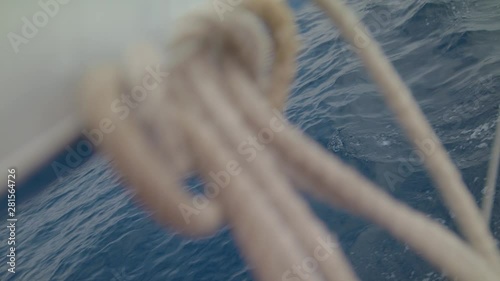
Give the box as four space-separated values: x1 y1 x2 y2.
81 0 500 280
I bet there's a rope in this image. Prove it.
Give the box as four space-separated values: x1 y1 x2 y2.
483 106 500 223
81 0 500 280
311 0 500 268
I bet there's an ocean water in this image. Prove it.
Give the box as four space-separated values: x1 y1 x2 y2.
2 0 500 280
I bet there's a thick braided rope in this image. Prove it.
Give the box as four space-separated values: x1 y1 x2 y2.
80 0 500 280
82 4 341 281
241 0 299 110
482 106 500 223
164 5 359 281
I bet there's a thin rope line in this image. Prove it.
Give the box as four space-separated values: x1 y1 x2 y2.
311 0 500 266
80 1 500 280
483 105 500 223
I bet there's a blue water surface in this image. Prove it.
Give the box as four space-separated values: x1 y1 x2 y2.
2 0 500 280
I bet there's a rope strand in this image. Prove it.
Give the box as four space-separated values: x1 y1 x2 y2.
483 105 500 223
